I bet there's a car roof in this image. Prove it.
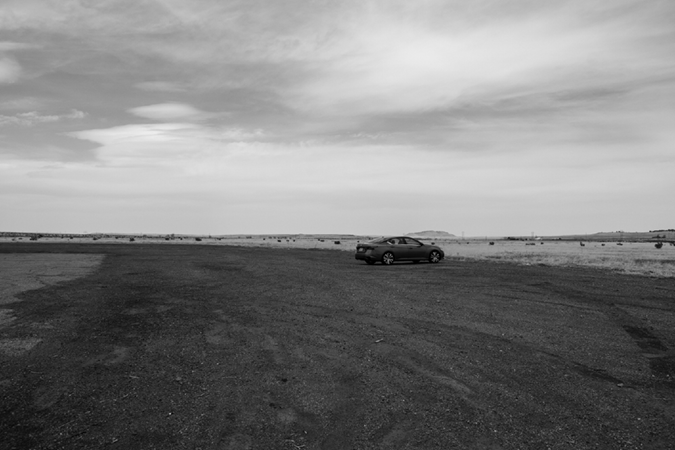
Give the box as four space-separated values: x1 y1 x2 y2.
380 236 421 240
368 236 426 244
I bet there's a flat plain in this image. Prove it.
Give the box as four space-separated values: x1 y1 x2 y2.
2 235 673 278
1 242 674 449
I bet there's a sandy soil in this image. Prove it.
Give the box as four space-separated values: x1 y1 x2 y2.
1 243 674 449
0 253 103 356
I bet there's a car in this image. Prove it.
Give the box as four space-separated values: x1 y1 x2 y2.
355 236 445 265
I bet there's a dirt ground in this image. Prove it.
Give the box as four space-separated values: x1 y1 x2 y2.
1 243 674 449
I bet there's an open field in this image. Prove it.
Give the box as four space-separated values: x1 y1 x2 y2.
1 243 674 449
434 239 675 278
2 234 673 278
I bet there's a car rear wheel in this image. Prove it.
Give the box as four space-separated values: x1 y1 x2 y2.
382 252 395 265
429 250 441 263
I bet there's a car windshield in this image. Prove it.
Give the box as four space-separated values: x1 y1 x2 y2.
368 237 425 245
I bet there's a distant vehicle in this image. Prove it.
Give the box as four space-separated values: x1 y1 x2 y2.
355 236 444 265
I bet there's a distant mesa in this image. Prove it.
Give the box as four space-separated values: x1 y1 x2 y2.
407 230 455 237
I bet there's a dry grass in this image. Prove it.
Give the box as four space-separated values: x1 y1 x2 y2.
434 240 675 278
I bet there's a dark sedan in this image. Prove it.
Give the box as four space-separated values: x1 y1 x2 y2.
355 236 445 265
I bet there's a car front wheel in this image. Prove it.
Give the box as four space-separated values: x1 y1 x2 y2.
382 252 395 265
429 250 441 263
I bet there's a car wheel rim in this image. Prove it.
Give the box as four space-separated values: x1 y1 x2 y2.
383 253 394 265
430 252 440 263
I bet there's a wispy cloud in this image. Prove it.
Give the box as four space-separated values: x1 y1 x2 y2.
128 103 210 121
68 121 265 168
0 56 21 83
134 81 186 92
0 97 47 111
0 41 40 51
0 109 86 126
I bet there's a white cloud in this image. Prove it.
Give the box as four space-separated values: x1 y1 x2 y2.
68 122 265 167
72 123 263 146
128 103 208 120
73 123 199 144
65 109 86 119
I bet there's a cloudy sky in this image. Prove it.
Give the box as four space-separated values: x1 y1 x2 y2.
1 0 673 236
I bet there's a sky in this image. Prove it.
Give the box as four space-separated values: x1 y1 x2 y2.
1 0 674 236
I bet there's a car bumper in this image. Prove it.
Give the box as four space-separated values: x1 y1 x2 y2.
354 251 376 261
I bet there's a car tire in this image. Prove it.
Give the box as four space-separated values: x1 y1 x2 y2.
365 260 375 265
429 250 441 263
382 252 395 265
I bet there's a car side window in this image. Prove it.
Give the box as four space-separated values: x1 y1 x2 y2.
403 238 421 246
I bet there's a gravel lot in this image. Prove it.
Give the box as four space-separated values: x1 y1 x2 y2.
1 243 674 449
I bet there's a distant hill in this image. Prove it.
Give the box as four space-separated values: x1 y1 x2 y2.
587 231 674 240
407 230 455 237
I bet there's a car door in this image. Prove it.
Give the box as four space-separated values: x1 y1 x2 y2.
402 237 425 259
388 237 410 260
